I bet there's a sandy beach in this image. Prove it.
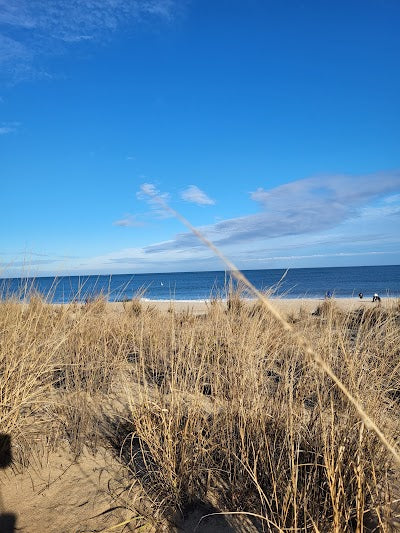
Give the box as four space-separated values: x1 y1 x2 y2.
111 296 396 316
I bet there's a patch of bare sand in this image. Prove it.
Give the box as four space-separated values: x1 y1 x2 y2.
0 446 147 533
0 389 261 533
0 446 260 533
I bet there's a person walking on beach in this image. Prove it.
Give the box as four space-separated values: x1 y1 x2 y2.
372 293 381 303
358 292 363 299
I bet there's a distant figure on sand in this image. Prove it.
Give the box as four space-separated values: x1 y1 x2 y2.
358 292 363 299
325 291 332 299
372 293 381 303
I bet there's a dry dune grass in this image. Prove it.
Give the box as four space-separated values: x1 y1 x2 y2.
1 290 400 531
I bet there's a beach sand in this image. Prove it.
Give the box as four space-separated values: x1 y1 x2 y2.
113 296 396 316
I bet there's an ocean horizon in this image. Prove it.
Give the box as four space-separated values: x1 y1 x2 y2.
1 264 399 303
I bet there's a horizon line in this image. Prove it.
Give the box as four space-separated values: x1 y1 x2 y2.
1 263 399 281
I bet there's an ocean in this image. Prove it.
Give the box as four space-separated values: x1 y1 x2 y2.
1 265 399 303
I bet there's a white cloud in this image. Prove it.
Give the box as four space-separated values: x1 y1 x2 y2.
0 0 179 82
0 1 35 29
240 251 396 263
140 171 400 253
4 170 400 276
359 204 400 219
113 214 143 227
384 193 400 204
59 34 94 43
0 121 20 134
71 243 218 274
137 182 159 198
0 34 31 64
0 0 176 35
137 182 172 218
0 126 13 135
1 259 60 268
181 185 215 206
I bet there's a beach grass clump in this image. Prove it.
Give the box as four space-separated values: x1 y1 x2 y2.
123 297 143 316
118 300 400 530
0 297 69 463
226 280 249 316
0 292 400 530
82 293 108 313
311 297 340 318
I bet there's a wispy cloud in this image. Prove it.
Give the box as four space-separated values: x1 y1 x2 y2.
0 0 179 83
181 185 215 206
359 204 400 219
139 171 400 254
4 171 399 276
41 243 399 277
67 243 218 274
0 258 60 268
0 33 31 64
384 193 400 204
137 182 172 218
0 0 176 35
113 214 143 227
240 251 397 264
137 182 160 198
0 121 20 134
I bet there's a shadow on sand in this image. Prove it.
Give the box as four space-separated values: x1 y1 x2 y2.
101 414 261 532
0 433 17 533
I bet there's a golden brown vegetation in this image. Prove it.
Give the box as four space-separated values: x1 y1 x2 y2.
1 293 400 531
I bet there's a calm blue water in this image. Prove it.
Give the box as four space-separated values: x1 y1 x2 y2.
1 265 399 303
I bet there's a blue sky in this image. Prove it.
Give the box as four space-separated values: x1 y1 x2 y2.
1 0 399 277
